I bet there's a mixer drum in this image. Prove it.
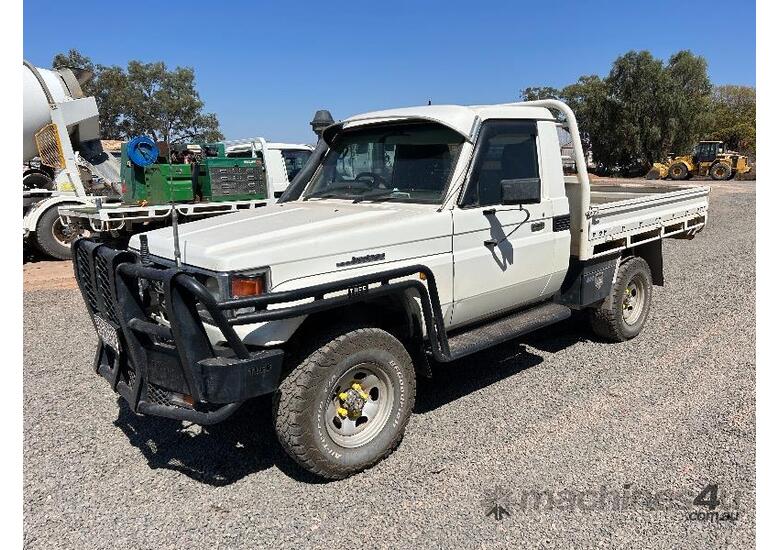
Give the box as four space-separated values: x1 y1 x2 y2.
22 64 87 161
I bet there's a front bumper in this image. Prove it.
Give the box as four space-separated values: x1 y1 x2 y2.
72 239 284 424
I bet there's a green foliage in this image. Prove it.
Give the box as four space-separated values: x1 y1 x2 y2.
520 86 561 102
522 49 728 175
703 85 756 154
665 50 712 154
560 75 611 169
51 49 223 143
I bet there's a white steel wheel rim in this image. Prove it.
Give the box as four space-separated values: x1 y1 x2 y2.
51 217 89 247
52 217 75 247
622 277 646 325
325 363 394 449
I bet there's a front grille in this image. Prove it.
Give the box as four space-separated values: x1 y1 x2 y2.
146 382 174 407
93 253 119 324
75 246 98 311
124 366 136 389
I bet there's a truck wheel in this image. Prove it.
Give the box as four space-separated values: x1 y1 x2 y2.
710 162 732 181
273 326 416 479
668 163 688 180
589 257 653 342
23 172 54 190
33 205 81 260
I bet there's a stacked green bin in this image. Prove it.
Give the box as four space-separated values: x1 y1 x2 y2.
198 157 267 202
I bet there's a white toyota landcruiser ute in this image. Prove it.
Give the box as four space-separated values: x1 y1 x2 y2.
72 100 710 479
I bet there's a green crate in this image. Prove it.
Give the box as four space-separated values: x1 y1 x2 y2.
147 164 194 204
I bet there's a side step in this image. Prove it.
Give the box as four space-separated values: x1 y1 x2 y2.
443 302 572 361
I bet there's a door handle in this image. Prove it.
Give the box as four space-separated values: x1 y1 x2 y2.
531 221 545 232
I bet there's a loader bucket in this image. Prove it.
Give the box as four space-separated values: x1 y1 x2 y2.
646 163 668 180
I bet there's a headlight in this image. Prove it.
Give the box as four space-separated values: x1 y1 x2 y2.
205 277 222 300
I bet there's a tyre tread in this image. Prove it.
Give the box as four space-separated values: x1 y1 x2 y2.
589 256 652 342
273 325 415 479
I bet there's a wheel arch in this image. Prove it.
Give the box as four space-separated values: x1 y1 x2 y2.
282 289 430 375
623 239 663 286
287 291 424 349
23 195 86 233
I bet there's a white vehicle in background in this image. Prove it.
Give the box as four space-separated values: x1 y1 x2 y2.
22 60 116 260
24 59 316 260
224 139 314 198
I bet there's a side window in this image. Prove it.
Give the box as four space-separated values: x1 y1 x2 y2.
280 149 311 180
461 121 539 207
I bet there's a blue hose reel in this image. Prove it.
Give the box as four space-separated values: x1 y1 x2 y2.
126 136 159 167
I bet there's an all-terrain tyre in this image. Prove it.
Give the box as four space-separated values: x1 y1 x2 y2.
33 204 79 260
710 162 732 181
668 163 689 180
273 326 416 479
589 257 653 342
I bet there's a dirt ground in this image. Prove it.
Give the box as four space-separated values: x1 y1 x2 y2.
23 256 77 291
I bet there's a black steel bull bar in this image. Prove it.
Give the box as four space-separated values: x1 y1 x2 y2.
72 238 451 425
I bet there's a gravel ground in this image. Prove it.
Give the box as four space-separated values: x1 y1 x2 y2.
23 181 755 549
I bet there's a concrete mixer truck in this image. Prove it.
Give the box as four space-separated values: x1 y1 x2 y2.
23 60 120 260
24 60 315 260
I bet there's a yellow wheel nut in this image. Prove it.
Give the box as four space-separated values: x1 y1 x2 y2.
339 392 349 401
337 407 348 418
351 383 362 391
359 391 369 400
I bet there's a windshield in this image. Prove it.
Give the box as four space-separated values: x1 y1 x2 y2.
281 149 312 180
303 123 465 204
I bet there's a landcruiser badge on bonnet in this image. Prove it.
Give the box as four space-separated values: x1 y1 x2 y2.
336 253 386 267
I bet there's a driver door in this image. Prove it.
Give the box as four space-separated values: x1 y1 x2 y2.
450 120 557 328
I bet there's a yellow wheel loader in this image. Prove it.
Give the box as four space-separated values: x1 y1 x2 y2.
649 141 752 181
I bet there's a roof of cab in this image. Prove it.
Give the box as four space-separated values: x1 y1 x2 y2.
326 103 556 144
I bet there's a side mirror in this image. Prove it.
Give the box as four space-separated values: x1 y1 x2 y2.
500 178 541 205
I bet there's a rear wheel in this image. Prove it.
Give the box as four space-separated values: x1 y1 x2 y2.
23 172 54 190
589 257 653 342
710 162 732 181
273 326 416 479
668 163 689 180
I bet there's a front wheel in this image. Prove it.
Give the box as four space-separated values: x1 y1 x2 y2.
273 326 416 479
33 205 86 260
589 257 653 342
668 163 689 180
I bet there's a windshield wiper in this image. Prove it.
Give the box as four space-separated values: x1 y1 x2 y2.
305 185 363 200
352 189 411 203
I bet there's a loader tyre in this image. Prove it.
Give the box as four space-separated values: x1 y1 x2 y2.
589 257 653 342
273 325 416 479
710 162 732 181
33 204 81 260
668 163 689 180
